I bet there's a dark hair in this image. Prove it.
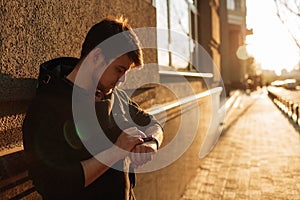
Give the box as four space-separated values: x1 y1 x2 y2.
80 17 143 67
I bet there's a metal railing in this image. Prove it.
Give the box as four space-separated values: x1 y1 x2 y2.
267 86 300 126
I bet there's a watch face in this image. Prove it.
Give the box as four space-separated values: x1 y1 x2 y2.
142 136 154 142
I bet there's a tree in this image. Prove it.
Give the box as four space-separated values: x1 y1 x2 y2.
274 0 300 48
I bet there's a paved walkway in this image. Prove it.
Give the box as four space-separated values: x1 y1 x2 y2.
181 88 300 200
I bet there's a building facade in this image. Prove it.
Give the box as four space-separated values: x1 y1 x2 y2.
220 0 250 93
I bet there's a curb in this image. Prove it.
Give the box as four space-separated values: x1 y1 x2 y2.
225 90 241 112
219 90 241 118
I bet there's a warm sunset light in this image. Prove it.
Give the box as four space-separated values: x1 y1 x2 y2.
246 0 300 75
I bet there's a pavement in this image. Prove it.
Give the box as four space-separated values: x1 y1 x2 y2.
180 88 300 200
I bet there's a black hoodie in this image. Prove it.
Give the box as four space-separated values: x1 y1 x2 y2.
22 57 157 200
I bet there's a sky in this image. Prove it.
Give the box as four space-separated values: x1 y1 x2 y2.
246 0 300 74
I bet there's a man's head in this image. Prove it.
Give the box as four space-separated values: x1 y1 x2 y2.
79 17 143 95
81 17 143 67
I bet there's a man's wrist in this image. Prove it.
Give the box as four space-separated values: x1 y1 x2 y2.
142 139 159 150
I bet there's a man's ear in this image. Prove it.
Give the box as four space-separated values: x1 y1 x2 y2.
91 48 105 66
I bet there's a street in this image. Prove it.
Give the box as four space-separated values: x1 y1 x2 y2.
181 88 300 200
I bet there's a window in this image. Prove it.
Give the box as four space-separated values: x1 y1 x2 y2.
234 0 241 11
227 0 235 10
156 0 197 70
227 0 242 11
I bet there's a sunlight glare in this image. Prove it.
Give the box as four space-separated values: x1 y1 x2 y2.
246 0 299 74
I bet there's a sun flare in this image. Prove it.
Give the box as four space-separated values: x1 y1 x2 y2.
246 0 299 74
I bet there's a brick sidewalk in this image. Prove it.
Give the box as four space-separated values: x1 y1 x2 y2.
180 88 300 200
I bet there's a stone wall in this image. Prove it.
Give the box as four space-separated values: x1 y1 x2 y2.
0 0 156 153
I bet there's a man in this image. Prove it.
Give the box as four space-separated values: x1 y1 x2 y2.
22 17 163 200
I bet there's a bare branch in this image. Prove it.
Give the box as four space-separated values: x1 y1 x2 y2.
273 0 300 49
282 0 300 17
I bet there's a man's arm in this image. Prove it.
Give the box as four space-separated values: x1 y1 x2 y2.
117 89 164 167
81 130 144 187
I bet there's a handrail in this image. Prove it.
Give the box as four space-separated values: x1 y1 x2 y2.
147 87 222 115
159 70 213 78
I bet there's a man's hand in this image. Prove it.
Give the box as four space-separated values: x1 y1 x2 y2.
114 127 145 159
129 124 163 168
130 141 157 168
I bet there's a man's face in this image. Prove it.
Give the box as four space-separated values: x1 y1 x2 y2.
97 54 133 95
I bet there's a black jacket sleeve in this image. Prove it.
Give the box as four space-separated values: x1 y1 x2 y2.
116 89 163 147
116 89 159 129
